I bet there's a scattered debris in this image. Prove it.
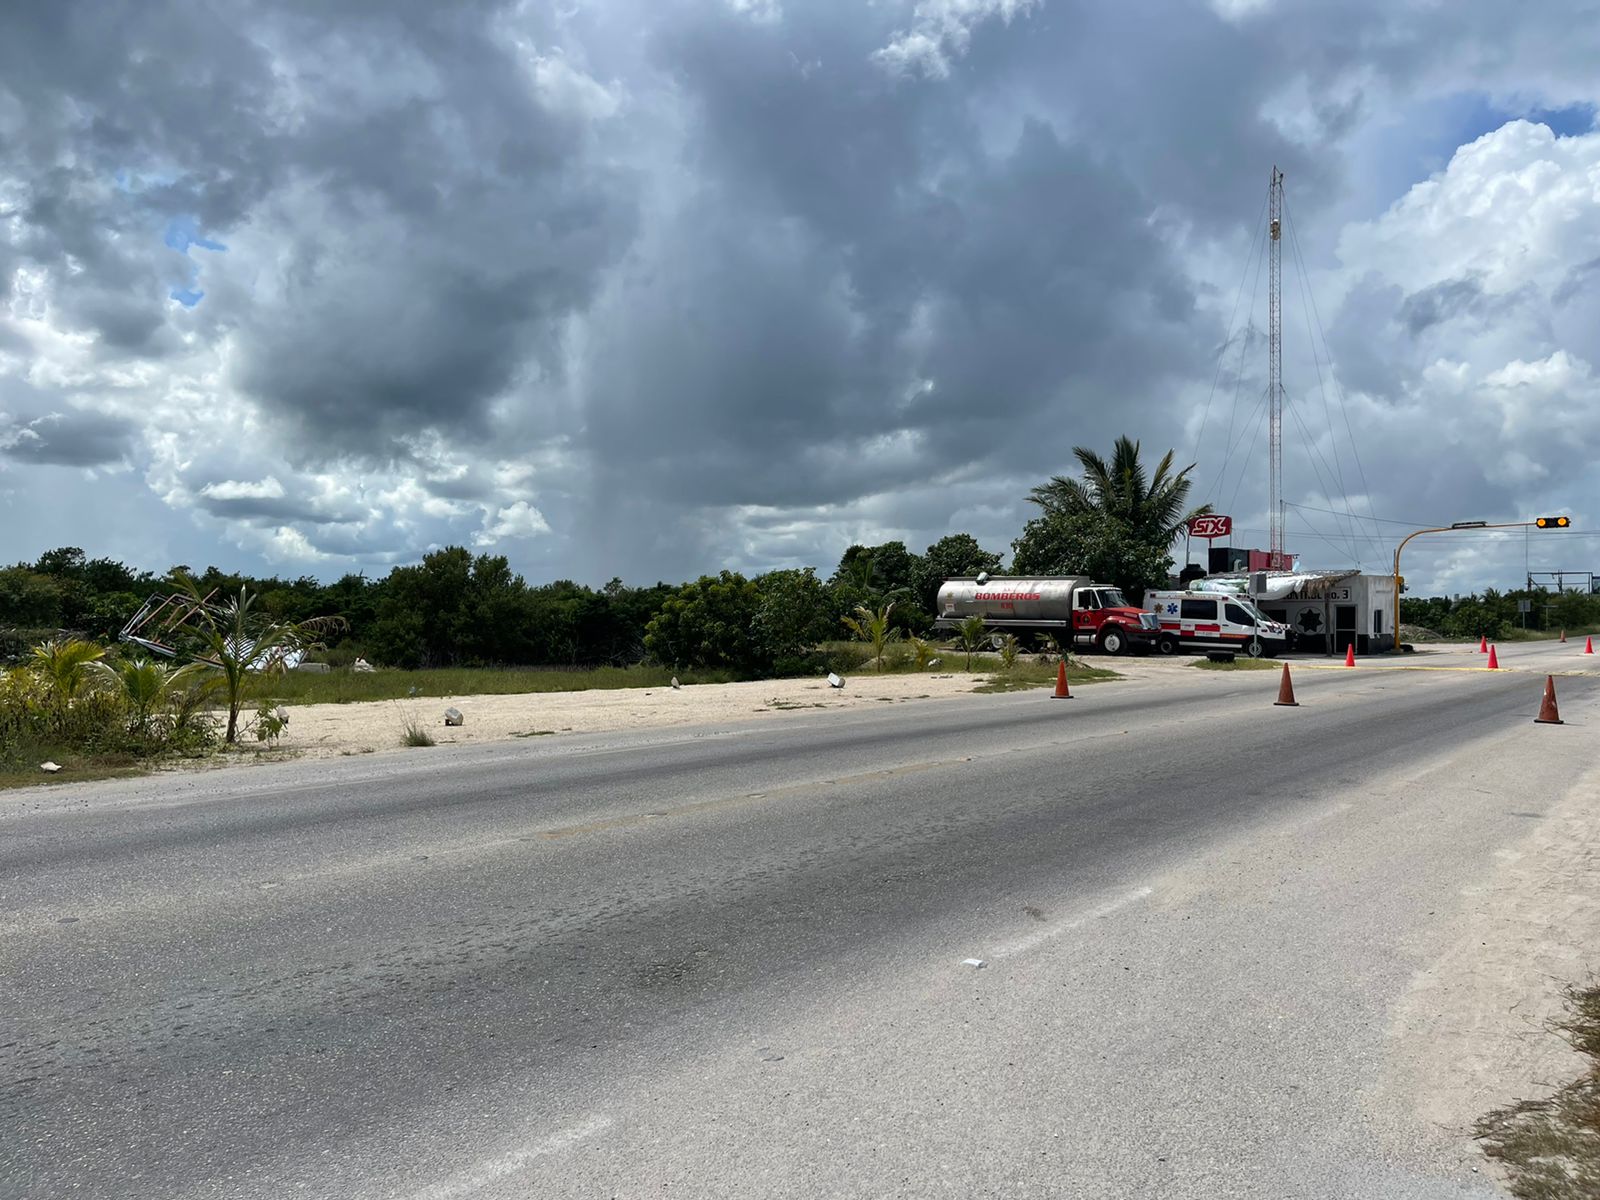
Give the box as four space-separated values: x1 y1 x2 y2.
927 657 941 668
962 957 986 969
39 761 62 773
293 661 332 673
443 707 464 727
827 672 845 689
670 676 681 690
352 657 376 673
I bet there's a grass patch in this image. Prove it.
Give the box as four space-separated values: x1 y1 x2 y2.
260 664 741 706
400 717 436 747
1190 657 1281 671
1500 627 1600 643
0 746 145 790
972 659 1119 694
1476 981 1600 1198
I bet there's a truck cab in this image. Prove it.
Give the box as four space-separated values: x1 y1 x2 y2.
1142 590 1292 658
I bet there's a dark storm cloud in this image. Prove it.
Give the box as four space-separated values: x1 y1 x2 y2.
1400 276 1487 336
1 0 634 455
580 2 1225 528
0 410 138 467
191 489 362 527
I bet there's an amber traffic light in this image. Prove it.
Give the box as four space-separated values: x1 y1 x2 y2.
1535 516 1572 529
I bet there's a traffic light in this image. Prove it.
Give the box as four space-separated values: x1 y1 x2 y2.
1535 516 1572 529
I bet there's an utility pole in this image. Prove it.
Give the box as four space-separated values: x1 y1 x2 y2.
1268 167 1284 570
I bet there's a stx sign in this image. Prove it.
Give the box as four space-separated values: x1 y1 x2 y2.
1187 515 1233 540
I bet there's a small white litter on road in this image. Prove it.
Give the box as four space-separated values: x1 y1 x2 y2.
962 957 986 969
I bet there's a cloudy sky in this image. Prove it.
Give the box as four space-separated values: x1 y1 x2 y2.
3 0 1599 594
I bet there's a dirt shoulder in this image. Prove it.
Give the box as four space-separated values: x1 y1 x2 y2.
1375 761 1600 1187
269 670 1001 759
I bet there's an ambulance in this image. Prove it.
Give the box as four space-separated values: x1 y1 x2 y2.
1142 590 1292 657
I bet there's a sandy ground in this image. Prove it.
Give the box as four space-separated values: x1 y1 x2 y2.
1379 760 1600 1129
271 669 1004 758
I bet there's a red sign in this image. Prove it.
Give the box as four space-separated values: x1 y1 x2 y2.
1187 515 1232 539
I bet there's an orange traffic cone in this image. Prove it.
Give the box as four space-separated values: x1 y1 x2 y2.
1343 644 1355 667
1478 635 1487 653
1274 663 1299 707
1586 636 1594 655
1560 630 1568 643
1535 675 1563 725
1487 645 1500 669
1052 659 1073 700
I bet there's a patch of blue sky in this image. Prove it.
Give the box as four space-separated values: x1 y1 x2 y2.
1451 93 1597 145
162 214 227 308
163 214 227 254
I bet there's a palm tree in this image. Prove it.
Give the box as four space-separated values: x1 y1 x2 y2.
840 601 899 672
30 638 107 719
1028 436 1210 543
90 657 207 739
169 574 347 744
958 615 988 672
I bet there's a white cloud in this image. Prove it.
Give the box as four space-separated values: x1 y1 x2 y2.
474 500 551 545
529 52 624 122
1338 121 1600 298
873 0 1040 80
726 0 782 25
199 476 286 501
1210 0 1273 21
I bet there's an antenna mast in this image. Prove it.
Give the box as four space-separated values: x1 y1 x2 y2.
1267 166 1284 569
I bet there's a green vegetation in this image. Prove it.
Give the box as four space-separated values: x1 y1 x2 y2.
839 601 900 672
998 633 1020 671
1190 657 1280 671
958 615 988 671
260 664 739 705
0 646 217 786
1015 436 1209 600
1403 589 1600 643
168 574 347 743
1476 980 1600 1198
400 719 436 748
973 659 1118 693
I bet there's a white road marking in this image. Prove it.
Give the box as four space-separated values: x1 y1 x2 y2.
410 1114 612 1200
989 886 1154 961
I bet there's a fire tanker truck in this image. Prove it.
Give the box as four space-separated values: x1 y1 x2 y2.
932 574 1161 656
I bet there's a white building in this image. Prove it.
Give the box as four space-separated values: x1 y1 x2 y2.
1193 570 1398 655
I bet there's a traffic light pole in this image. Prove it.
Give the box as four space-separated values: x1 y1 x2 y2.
1392 519 1562 652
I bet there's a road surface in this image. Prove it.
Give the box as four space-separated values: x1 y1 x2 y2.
5 641 1599 1198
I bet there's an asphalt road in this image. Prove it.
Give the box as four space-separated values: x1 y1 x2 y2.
5 646 1598 1199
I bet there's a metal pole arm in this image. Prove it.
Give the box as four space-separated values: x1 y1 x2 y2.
1392 519 1546 651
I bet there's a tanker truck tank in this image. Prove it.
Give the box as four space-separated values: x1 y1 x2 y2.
933 575 1159 656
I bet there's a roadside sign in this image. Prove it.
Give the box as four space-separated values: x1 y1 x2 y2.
1518 599 1532 613
1188 515 1232 539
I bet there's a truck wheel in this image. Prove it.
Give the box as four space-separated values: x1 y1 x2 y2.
1098 627 1128 656
989 632 1008 651
1156 634 1180 656
1244 638 1265 658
